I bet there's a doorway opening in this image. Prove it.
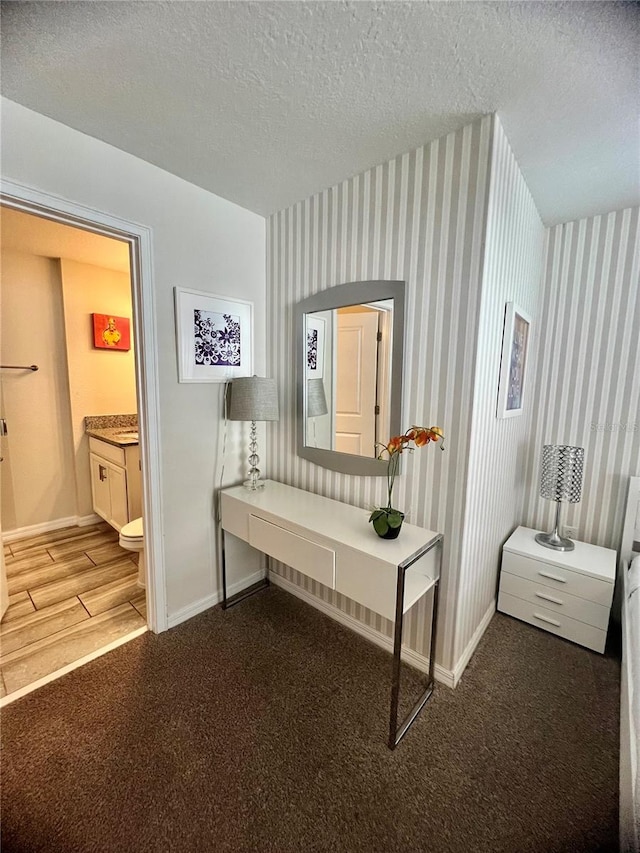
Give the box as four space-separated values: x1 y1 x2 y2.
0 184 165 703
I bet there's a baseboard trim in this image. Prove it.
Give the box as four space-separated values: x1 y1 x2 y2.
451 600 496 688
166 570 266 629
270 572 455 688
76 513 102 528
2 513 103 543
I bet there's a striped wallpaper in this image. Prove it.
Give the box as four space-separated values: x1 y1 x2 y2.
267 116 494 673
522 206 640 550
453 117 545 664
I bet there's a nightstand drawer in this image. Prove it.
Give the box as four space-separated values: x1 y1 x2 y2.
502 551 613 606
498 591 607 653
499 572 610 629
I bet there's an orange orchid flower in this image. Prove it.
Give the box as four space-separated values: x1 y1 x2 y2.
386 436 405 454
411 425 445 449
413 429 430 447
372 424 446 529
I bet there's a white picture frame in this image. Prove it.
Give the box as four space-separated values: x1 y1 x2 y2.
306 315 326 378
174 287 253 383
497 301 531 419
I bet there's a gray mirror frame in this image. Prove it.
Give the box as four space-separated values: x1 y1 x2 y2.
296 280 405 476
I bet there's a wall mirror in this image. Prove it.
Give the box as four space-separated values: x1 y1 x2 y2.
295 280 405 476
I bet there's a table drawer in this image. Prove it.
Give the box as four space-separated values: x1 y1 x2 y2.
498 591 607 653
500 572 610 630
502 551 613 606
249 515 335 589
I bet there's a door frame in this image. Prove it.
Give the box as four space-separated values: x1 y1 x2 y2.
1 178 167 632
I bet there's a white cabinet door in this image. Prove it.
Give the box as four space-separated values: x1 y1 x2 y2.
90 453 112 523
90 452 129 531
125 445 142 521
108 464 128 531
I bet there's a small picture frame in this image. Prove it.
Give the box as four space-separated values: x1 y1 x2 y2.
497 302 531 418
92 314 131 351
174 287 253 383
306 315 326 378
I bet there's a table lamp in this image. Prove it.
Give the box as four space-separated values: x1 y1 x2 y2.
228 376 279 490
306 378 328 448
307 378 328 418
535 444 584 552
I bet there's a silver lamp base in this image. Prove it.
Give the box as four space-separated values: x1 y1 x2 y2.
535 530 575 552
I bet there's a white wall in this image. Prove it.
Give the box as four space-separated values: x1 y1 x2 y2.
453 116 545 665
1 250 77 531
1 97 266 620
59 258 137 518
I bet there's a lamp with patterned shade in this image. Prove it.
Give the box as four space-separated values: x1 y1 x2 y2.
228 376 279 490
535 445 584 552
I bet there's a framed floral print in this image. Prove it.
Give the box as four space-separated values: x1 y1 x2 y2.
174 287 253 383
306 315 326 379
496 301 531 418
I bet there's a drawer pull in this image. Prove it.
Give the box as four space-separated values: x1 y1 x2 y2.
533 612 561 627
538 570 566 584
534 591 564 605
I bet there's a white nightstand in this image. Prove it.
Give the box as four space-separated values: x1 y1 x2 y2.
498 526 616 653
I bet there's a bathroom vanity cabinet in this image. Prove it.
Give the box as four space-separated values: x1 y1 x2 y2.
89 437 141 532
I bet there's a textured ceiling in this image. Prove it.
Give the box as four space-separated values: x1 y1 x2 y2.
1 1 638 225
1 208 131 273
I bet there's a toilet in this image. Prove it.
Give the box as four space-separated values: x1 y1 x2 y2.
119 517 145 588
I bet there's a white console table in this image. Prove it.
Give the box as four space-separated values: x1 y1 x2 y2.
219 481 443 748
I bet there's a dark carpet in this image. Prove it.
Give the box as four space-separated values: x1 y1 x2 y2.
1 587 620 853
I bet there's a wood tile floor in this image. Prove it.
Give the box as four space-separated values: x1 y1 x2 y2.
1 522 146 698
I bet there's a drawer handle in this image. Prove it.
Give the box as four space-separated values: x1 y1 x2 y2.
538 570 566 584
99 464 107 482
535 591 564 605
533 612 561 627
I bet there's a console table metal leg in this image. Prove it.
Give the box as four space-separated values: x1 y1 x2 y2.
388 564 407 748
388 539 442 750
427 580 440 686
220 527 269 610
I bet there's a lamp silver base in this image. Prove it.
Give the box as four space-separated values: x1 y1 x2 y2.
243 478 265 491
535 531 575 552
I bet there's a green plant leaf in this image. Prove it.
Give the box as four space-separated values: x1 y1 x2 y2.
387 511 404 529
373 514 390 536
369 509 385 523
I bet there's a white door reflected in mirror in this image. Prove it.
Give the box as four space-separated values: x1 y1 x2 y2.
304 300 393 458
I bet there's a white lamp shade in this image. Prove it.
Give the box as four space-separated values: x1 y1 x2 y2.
229 376 279 422
307 379 328 418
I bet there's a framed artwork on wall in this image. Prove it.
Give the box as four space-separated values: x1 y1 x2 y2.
497 301 531 418
92 314 131 350
306 315 325 378
174 287 253 383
